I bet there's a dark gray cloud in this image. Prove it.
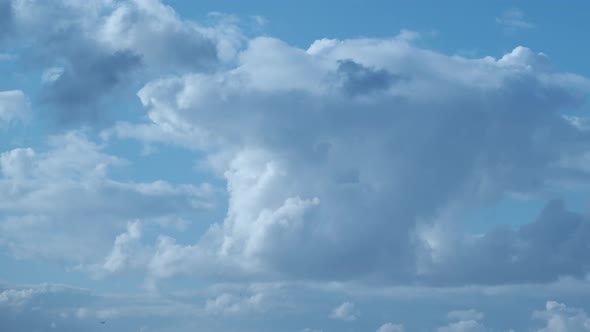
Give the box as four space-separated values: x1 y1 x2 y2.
337 59 401 96
423 199 590 285
6 0 226 124
41 50 141 124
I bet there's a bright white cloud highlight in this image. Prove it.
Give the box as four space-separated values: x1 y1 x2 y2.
533 301 590 332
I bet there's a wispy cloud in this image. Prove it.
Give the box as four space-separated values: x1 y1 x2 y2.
496 8 534 31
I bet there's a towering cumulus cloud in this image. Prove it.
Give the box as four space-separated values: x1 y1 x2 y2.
121 35 590 285
1 1 590 331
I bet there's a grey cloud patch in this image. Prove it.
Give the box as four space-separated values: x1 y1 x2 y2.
41 50 141 124
421 199 590 285
7 0 228 124
337 59 402 96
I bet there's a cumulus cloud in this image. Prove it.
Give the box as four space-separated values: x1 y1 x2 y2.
330 301 360 321
533 301 590 332
98 0 219 70
108 31 590 286
81 221 149 278
438 309 487 332
0 131 217 265
0 90 28 125
3 0 241 123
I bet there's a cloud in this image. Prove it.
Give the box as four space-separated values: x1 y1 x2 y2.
438 320 488 332
496 8 534 31
111 32 590 287
98 0 220 70
0 131 217 265
81 221 148 278
533 301 590 332
438 309 487 332
447 309 485 322
336 59 402 96
204 291 270 315
417 199 590 285
1 278 589 332
377 322 405 332
4 0 240 123
0 288 37 309
40 50 141 123
330 301 360 321
0 90 28 125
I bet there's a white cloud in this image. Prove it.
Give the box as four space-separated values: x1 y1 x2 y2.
377 322 404 332
112 31 590 287
97 0 226 70
205 291 269 315
0 131 217 265
5 0 243 122
438 309 487 332
330 301 360 321
0 90 28 125
533 301 590 332
83 221 147 278
0 288 36 308
0 284 88 312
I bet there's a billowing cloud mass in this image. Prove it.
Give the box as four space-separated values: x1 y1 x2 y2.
111 34 590 286
1 1 590 331
0 131 217 264
3 0 240 123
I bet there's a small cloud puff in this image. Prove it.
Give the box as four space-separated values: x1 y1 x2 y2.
377 322 404 332
330 301 360 321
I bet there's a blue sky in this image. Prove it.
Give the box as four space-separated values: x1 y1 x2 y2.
1 1 590 331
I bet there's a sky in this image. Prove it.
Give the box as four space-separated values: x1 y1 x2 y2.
1 1 590 331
